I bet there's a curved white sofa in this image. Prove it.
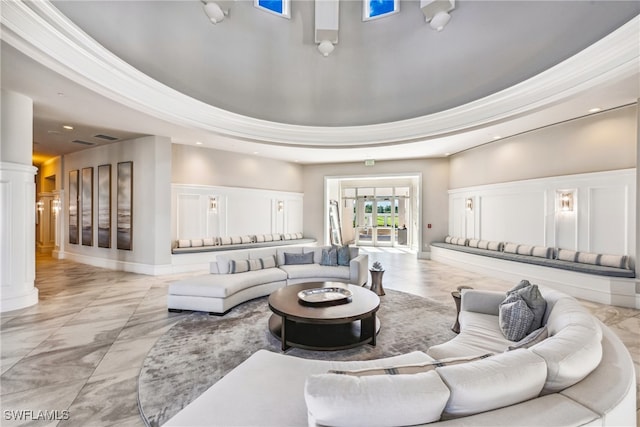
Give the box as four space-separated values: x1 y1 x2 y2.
163 287 636 427
167 245 369 314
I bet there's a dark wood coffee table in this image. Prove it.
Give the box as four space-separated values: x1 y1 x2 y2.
268 282 381 351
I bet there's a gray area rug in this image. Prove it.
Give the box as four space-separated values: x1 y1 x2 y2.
138 289 457 427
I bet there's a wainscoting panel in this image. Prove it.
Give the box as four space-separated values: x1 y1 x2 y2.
448 168 636 261
479 192 546 245
172 184 304 241
588 185 629 254
176 194 202 240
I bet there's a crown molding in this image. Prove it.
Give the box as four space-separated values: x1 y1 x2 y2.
2 1 638 148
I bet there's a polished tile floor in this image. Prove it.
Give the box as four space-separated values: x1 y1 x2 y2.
0 250 638 426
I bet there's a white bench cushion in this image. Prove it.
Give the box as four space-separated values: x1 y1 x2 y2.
169 268 288 298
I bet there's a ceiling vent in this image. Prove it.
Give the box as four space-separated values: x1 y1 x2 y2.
72 140 95 146
93 134 119 141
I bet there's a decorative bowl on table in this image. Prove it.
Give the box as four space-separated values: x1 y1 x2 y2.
298 287 353 306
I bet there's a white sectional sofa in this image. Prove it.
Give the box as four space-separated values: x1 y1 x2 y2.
167 245 369 314
163 286 636 427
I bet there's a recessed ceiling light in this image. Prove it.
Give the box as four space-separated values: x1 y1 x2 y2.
588 107 601 113
444 152 450 156
62 125 74 130
195 141 203 145
253 151 259 155
492 135 501 140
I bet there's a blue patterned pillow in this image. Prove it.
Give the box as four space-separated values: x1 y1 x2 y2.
320 248 338 266
336 245 351 266
284 251 314 265
499 294 534 341
508 281 547 333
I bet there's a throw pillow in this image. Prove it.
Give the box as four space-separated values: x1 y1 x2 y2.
229 259 250 274
598 254 627 269
507 326 548 351
499 294 534 341
508 282 547 333
261 255 276 269
177 239 191 248
320 248 338 266
284 251 314 265
247 259 262 271
328 354 493 377
337 245 351 266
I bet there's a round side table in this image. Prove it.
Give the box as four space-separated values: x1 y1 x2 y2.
369 270 385 296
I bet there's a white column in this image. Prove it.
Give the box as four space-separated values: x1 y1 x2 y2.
0 90 38 312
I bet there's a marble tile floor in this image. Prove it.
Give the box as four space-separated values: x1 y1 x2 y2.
0 251 638 426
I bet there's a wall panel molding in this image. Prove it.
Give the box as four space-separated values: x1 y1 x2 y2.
449 168 636 259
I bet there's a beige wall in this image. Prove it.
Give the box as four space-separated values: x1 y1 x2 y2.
302 158 450 252
36 156 62 194
171 144 304 193
450 104 638 189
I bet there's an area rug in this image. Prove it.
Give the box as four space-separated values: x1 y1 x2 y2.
137 289 457 427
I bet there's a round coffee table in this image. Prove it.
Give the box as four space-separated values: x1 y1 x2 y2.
268 282 381 351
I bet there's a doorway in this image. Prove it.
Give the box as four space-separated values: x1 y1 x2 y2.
325 175 420 251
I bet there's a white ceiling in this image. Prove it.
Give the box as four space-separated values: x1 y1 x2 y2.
1 1 639 165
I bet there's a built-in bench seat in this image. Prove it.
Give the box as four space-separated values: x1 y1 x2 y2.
430 238 637 308
172 233 316 254
431 242 635 278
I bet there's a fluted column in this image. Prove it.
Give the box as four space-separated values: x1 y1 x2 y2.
0 89 38 312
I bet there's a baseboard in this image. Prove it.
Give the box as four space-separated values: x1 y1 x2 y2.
61 252 173 276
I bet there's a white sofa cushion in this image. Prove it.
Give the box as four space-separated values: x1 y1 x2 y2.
531 297 603 393
169 269 288 298
305 370 450 427
436 349 547 418
279 264 350 281
428 311 513 359
215 251 250 274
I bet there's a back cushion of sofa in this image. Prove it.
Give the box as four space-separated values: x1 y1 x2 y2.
436 349 547 418
215 251 251 274
532 298 603 393
276 247 303 266
249 248 278 261
304 247 325 264
305 371 450 427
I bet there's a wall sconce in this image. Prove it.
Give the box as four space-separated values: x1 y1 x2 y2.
556 190 575 212
559 193 574 212
52 199 61 215
277 200 284 212
209 196 218 213
36 200 44 213
465 198 473 211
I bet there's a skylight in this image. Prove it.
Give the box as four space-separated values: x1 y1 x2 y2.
255 0 291 19
363 0 399 21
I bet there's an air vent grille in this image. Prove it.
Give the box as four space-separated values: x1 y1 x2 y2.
93 134 118 141
72 140 95 146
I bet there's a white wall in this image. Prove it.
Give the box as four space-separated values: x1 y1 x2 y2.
172 184 304 240
61 136 172 274
449 169 636 262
